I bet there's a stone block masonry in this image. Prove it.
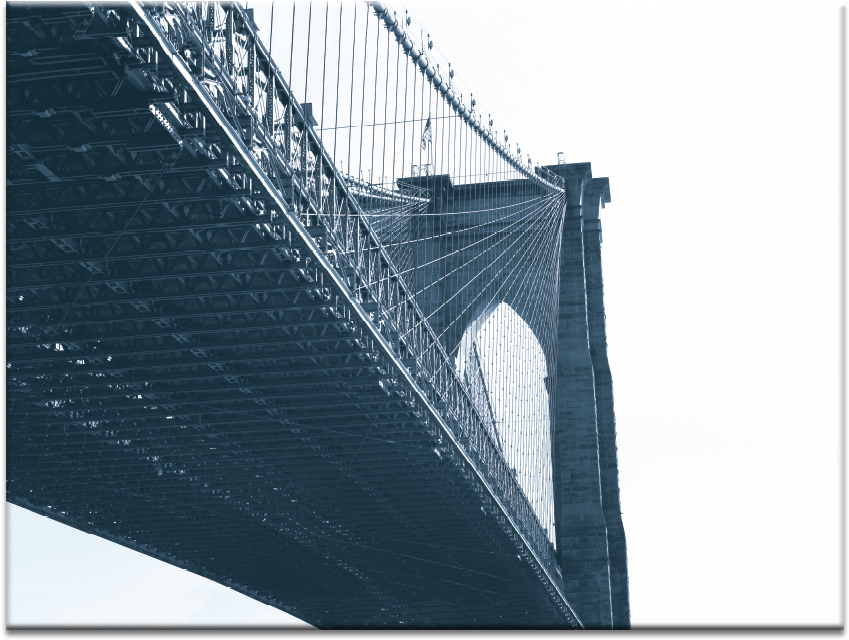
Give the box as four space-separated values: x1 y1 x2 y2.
544 162 630 629
582 176 631 629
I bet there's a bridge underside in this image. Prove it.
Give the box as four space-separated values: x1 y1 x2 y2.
6 3 574 628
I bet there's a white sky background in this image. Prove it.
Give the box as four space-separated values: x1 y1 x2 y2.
6 0 843 630
455 304 557 545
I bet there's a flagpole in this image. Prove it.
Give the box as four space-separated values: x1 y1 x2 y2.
428 113 432 170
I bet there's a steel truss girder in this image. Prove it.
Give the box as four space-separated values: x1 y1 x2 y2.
10 347 387 375
9 389 407 419
10 297 342 325
8 280 332 313
7 262 297 293
7 190 251 219
9 361 390 389
3 480 484 520
5 486 484 529
6 214 261 246
7 318 352 348
10 378 370 405
7 401 405 425
9 332 375 364
8 306 344 334
6 162 225 187
6 475 511 561
9 470 521 555
8 380 360 404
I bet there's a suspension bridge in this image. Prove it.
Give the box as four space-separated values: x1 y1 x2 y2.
6 1 628 628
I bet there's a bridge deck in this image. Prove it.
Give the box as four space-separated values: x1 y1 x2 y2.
6 2 576 628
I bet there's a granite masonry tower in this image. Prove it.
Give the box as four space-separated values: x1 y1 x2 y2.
546 162 629 629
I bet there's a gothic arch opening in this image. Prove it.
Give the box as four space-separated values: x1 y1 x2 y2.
455 301 556 544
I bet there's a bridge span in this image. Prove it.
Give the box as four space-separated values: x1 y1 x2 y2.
7 1 627 628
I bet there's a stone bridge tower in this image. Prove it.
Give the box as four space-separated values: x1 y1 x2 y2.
386 162 630 628
548 162 630 629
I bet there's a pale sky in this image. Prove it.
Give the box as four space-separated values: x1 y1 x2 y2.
6 0 843 630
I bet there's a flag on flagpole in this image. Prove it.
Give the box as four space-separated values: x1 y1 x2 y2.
421 115 432 151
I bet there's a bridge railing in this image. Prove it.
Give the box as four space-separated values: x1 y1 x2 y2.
135 0 567 603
